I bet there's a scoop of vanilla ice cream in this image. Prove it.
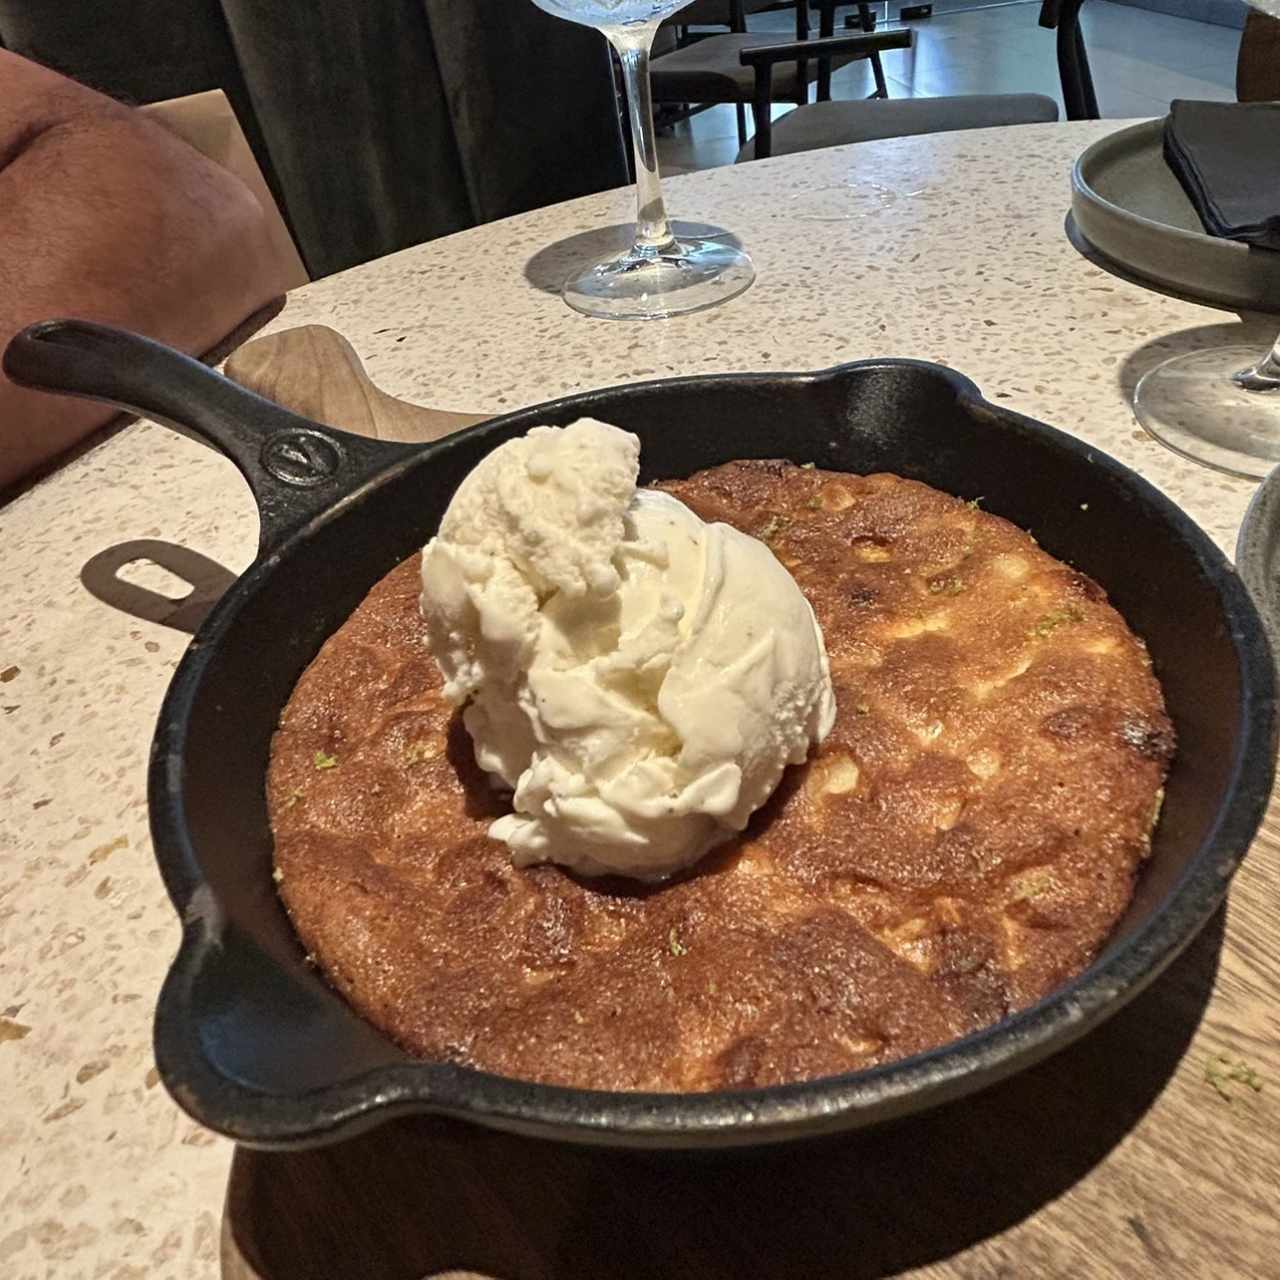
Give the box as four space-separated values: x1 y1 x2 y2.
420 419 836 880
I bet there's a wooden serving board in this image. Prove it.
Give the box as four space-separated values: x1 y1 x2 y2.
224 325 488 442
221 329 1279 1280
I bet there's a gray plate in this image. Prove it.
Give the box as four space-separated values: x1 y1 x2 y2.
1071 119 1280 315
1237 464 1280 662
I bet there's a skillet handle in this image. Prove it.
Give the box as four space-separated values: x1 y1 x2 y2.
4 319 418 555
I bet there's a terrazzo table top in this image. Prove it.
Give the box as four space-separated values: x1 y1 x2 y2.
3 121 1278 1279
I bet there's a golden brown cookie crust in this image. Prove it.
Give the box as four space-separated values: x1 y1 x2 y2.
268 462 1172 1091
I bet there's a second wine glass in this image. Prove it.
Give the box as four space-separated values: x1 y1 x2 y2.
1132 0 1280 479
530 0 755 320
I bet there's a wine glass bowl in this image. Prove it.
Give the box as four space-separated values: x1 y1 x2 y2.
530 0 755 319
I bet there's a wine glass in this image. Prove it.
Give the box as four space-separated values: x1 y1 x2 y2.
1133 335 1280 479
528 0 755 320
1132 0 1280 479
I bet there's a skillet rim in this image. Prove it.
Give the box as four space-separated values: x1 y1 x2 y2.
148 358 1277 1149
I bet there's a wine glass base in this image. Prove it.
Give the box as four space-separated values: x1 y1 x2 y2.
562 223 754 320
1134 345 1280 481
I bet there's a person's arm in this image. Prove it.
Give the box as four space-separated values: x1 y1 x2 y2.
0 51 292 491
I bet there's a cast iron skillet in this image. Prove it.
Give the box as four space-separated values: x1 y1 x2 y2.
6 319 1275 1152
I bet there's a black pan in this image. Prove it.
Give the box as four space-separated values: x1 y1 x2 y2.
6 319 1274 1151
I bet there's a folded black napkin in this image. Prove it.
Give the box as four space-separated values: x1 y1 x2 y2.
1164 100 1280 252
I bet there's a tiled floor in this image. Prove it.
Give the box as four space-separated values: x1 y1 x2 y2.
656 0 1239 171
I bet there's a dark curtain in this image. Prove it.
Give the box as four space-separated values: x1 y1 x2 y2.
0 1 626 279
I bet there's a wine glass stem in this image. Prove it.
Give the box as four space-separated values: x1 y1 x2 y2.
1234 330 1280 393
608 24 675 253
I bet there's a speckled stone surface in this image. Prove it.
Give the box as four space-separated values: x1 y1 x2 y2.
0 121 1269 1278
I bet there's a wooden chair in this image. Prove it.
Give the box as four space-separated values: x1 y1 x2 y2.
736 92 1060 161
1237 10 1280 102
658 0 784 140
1044 2 1276 120
651 1 897 149
666 0 777 39
1038 0 1097 121
729 5 1059 163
